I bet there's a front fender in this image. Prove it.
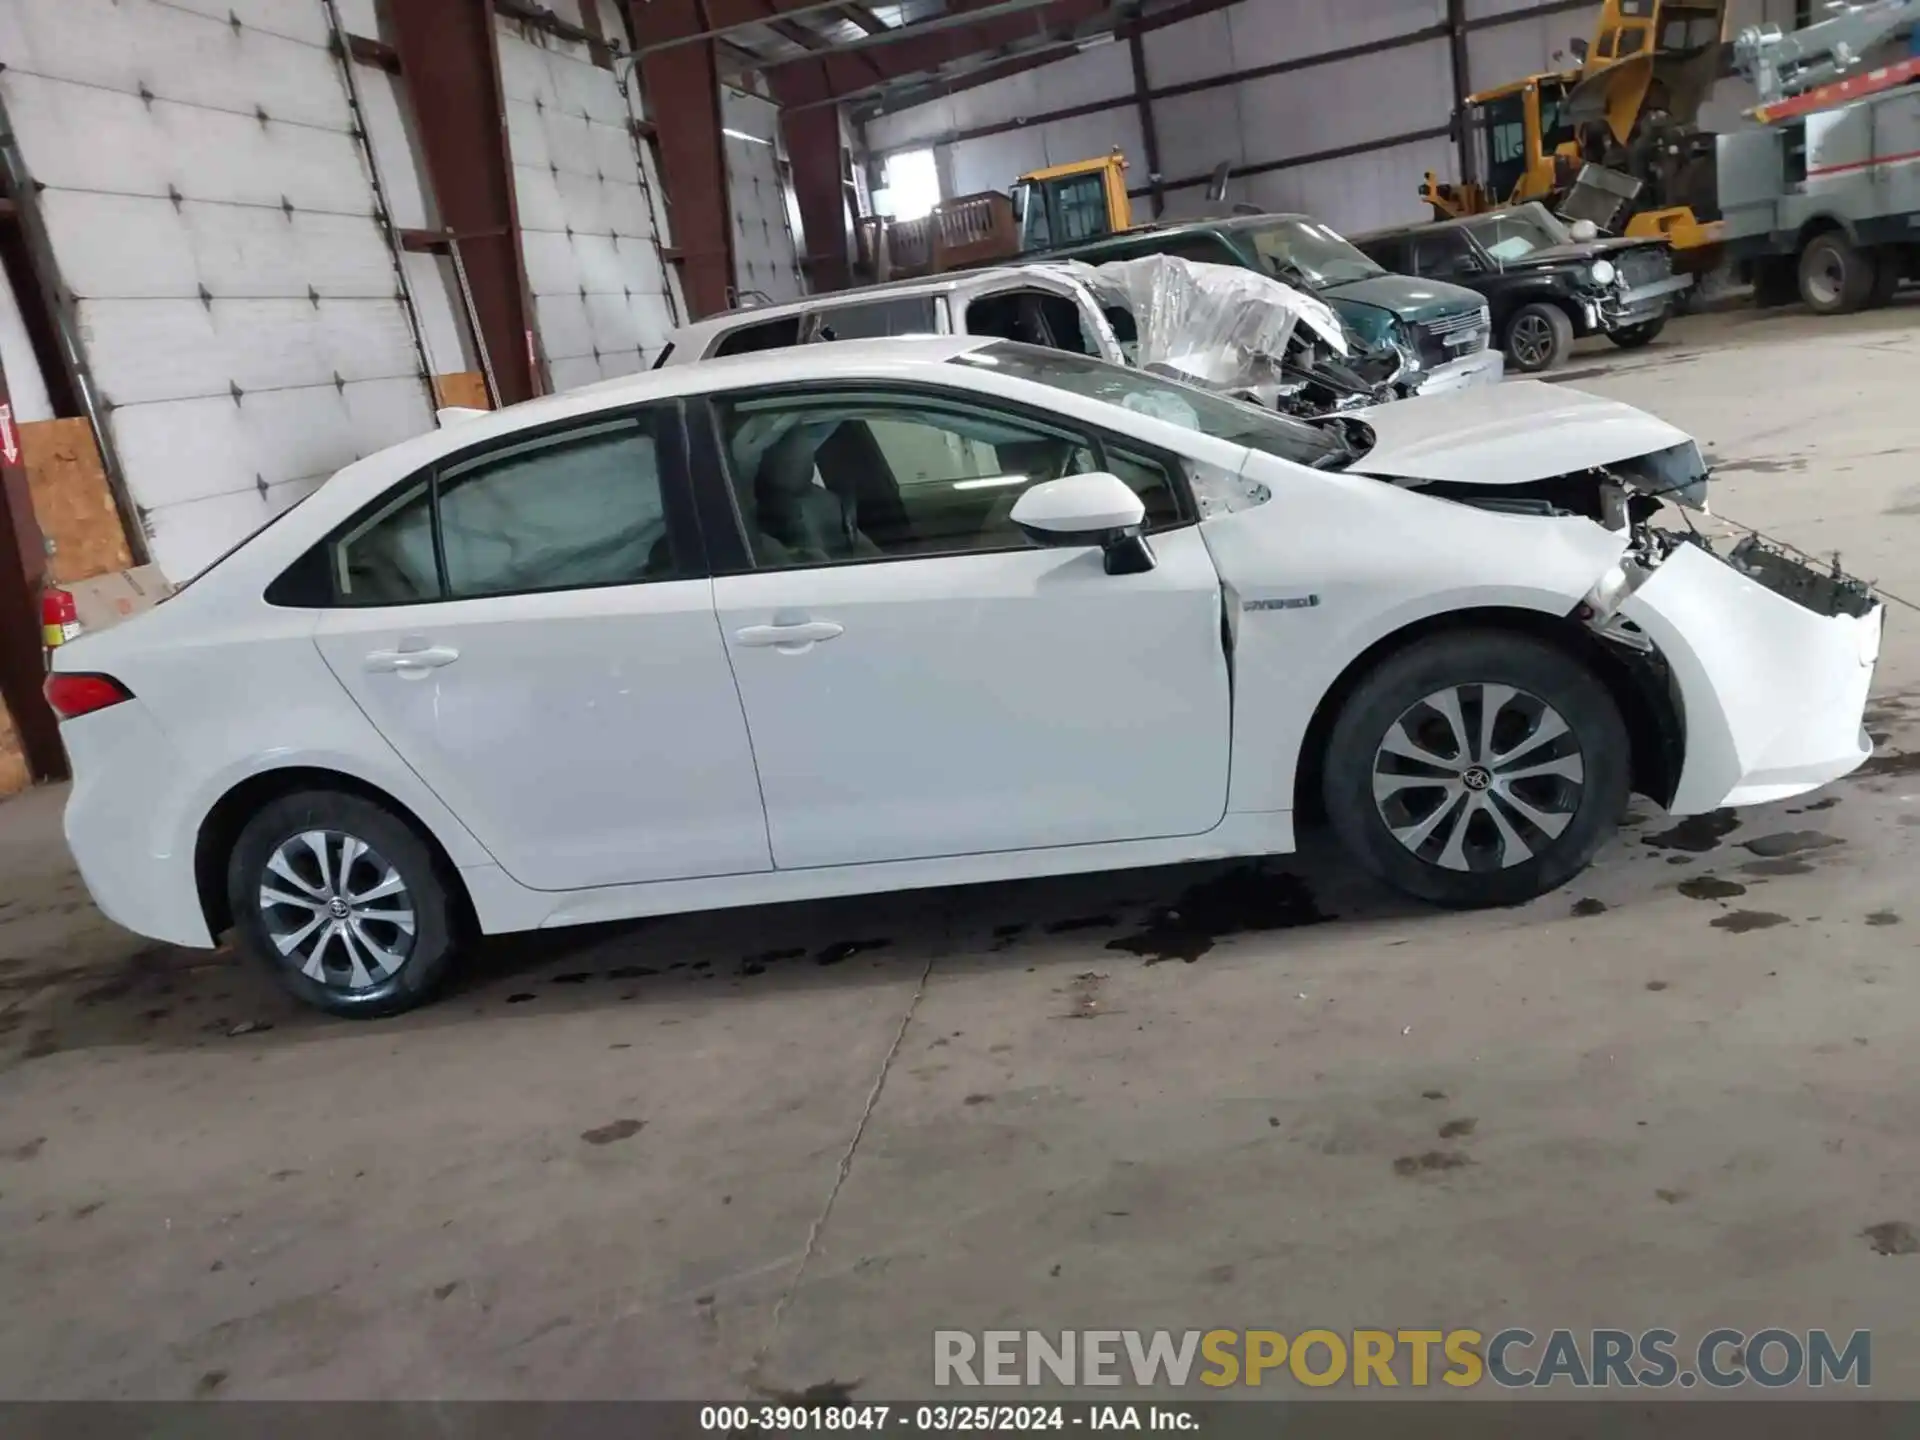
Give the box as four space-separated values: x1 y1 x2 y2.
1202 469 1628 815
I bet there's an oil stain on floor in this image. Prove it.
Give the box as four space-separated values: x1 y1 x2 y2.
1643 810 1741 853
1105 865 1330 965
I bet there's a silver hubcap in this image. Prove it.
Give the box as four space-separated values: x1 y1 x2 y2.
1510 313 1554 368
1808 254 1843 307
1372 684 1586 873
259 830 416 992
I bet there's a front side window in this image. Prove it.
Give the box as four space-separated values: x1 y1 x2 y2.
1471 92 1530 201
1241 219 1384 290
713 389 1181 569
953 342 1352 470
1412 230 1480 280
327 415 681 606
1047 174 1112 245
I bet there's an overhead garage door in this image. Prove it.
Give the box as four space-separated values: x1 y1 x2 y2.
723 87 806 306
496 16 683 392
0 0 436 583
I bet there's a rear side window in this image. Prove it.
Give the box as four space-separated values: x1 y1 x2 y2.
713 317 802 357
808 297 938 340
281 413 686 608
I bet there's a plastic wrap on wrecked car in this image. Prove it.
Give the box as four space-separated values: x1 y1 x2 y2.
1065 256 1349 396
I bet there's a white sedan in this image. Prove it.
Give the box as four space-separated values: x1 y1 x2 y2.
46 337 1881 1016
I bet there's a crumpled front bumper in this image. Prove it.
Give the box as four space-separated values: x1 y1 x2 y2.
1595 275 1693 331
1618 542 1882 814
1411 346 1506 394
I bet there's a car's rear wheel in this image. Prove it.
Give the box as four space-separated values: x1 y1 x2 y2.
228 790 459 1017
1799 232 1873 315
1607 317 1666 348
1502 303 1573 372
1321 633 1630 908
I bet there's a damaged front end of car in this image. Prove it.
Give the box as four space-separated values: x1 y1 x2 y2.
1346 379 1885 814
1068 255 1404 418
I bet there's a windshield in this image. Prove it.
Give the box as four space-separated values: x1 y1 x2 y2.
1241 219 1383 289
1463 204 1571 262
953 341 1351 470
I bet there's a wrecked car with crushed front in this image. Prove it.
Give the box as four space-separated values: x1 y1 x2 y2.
51 335 1881 1015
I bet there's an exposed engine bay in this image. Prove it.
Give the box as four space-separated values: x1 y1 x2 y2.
1335 378 1881 626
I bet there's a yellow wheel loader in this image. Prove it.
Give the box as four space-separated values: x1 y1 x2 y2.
1421 1 1729 274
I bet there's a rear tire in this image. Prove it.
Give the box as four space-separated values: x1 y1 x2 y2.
1799 232 1873 315
1321 632 1630 909
1607 317 1667 349
1866 249 1901 309
1502 302 1574 372
227 790 460 1017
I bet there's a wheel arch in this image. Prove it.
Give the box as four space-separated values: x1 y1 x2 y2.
1290 605 1685 821
1795 213 1854 251
194 766 478 942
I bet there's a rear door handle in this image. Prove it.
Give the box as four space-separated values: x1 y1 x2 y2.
734 620 844 651
365 644 460 674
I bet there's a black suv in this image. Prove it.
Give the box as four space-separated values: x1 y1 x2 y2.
1351 204 1692 373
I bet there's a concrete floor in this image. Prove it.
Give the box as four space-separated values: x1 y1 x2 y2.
4 303 1920 1401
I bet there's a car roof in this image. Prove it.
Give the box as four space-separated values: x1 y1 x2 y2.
330 335 989 502
668 265 1082 342
1353 206 1551 243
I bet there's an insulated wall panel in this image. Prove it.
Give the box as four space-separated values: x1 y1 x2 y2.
864 0 1464 238
723 88 805 305
0 0 434 582
496 16 681 388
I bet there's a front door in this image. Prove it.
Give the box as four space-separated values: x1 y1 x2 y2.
313 408 770 892
705 386 1232 871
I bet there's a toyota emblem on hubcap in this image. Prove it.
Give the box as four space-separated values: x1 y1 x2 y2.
1462 766 1493 792
328 896 350 919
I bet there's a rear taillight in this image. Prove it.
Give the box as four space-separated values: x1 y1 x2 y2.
41 588 80 649
43 672 133 720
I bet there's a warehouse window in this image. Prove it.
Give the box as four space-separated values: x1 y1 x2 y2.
883 148 941 223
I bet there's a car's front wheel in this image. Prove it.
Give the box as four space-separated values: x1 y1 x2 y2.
227 789 461 1017
1321 632 1630 908
1502 302 1573 372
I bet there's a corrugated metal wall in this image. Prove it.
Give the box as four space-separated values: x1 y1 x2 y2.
863 0 1630 236
495 8 682 392
723 87 807 306
0 0 436 582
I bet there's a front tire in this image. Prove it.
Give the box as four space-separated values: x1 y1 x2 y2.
1321 632 1630 908
1502 302 1573 372
227 790 461 1017
1799 232 1873 315
1607 316 1667 349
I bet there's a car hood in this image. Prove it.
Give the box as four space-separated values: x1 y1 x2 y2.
1323 273 1484 324
1346 378 1708 503
1499 238 1665 269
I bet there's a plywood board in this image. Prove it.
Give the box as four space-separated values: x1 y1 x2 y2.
433 372 491 410
19 418 133 585
0 705 30 799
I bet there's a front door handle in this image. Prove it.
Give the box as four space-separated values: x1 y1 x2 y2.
365 644 460 675
735 620 844 652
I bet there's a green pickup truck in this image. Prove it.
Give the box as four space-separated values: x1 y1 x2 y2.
1039 213 1504 393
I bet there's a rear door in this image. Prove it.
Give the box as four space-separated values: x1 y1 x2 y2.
311 406 770 892
703 383 1231 870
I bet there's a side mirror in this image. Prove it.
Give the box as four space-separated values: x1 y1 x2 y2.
1569 36 1589 61
1009 473 1155 575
